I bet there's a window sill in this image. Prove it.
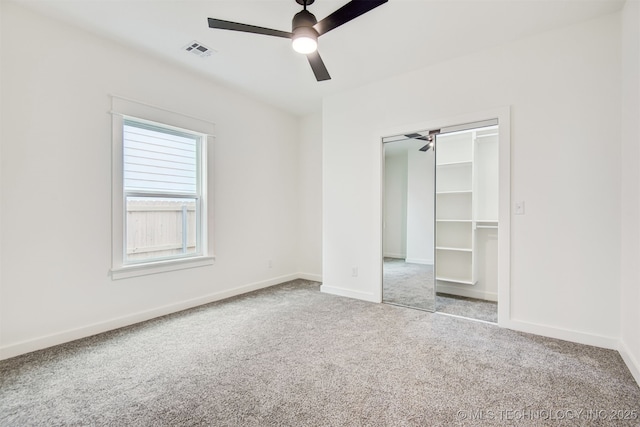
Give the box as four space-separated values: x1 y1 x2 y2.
111 256 215 280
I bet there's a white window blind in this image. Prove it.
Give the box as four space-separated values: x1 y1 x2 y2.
123 120 198 194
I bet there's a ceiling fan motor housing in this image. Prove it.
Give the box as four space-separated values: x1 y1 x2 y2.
292 9 318 32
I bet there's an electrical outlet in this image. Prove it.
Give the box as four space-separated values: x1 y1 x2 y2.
268 260 273 268
351 266 358 277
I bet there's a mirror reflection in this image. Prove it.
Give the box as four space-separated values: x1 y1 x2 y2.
382 136 435 311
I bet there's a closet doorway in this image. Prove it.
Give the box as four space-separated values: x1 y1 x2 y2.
382 120 499 322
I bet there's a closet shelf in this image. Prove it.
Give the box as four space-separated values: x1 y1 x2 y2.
476 220 498 229
436 219 472 223
436 246 472 252
436 190 472 195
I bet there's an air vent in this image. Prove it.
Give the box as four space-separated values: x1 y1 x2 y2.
183 41 215 58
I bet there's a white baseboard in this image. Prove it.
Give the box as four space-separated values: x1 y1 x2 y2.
383 253 406 259
0 273 302 361
297 272 322 282
436 283 497 301
618 340 640 387
320 284 380 303
501 318 619 350
405 258 433 265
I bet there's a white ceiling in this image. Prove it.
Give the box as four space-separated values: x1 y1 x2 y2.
12 0 624 116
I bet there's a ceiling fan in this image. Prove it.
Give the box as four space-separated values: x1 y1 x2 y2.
405 131 438 152
207 0 388 82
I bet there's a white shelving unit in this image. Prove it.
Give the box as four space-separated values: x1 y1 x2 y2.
435 126 498 286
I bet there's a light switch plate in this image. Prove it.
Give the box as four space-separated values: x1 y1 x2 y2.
515 201 525 215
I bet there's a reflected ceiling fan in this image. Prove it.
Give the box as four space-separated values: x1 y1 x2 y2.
406 130 439 152
207 0 388 82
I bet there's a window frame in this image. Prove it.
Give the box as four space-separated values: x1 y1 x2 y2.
110 96 215 280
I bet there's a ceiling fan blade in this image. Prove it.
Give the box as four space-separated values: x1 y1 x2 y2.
307 51 331 81
405 133 429 141
314 0 388 36
208 18 292 39
407 133 433 151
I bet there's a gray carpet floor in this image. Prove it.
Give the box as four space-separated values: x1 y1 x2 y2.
1 280 639 426
383 258 498 323
382 258 435 311
437 293 498 323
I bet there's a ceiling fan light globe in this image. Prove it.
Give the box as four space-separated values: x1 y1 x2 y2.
292 36 318 54
292 25 318 54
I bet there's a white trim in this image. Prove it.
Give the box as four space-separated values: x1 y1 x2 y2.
297 272 323 282
111 256 215 280
496 108 511 328
618 341 640 387
502 318 619 350
112 113 126 273
440 118 499 135
0 273 300 360
110 94 216 132
376 140 385 304
383 252 406 259
436 283 497 301
320 284 380 303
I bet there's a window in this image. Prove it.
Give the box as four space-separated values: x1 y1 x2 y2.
123 119 202 263
111 96 214 279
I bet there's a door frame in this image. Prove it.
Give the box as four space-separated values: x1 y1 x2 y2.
376 107 511 326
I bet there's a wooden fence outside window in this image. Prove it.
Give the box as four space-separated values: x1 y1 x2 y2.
126 199 197 261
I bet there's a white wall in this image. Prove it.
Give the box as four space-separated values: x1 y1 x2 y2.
620 0 640 384
323 12 622 344
0 3 302 358
383 141 435 264
298 112 323 280
405 148 434 264
383 151 407 258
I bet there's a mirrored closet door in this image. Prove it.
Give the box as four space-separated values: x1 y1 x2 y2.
382 135 436 311
382 121 499 321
